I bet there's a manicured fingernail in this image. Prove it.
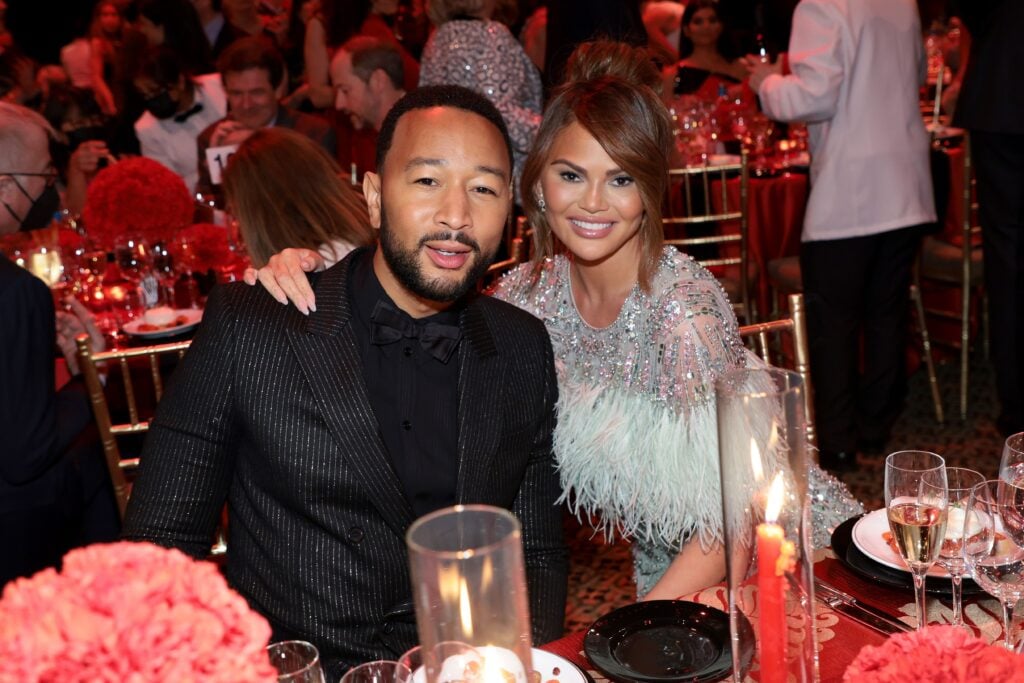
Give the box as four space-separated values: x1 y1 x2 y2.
308 301 316 313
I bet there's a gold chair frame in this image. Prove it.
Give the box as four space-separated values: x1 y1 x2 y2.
664 150 753 322
738 293 816 450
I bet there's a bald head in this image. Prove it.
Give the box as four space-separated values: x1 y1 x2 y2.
0 103 54 234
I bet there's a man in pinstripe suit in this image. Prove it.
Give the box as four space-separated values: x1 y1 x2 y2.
123 86 568 678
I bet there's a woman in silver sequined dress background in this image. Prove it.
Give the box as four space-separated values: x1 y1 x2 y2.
245 42 862 602
419 0 542 199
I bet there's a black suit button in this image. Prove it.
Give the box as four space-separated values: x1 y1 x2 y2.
403 346 413 357
347 526 364 543
401 420 412 430
382 622 395 634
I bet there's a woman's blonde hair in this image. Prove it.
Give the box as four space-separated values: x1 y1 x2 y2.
427 0 491 26
521 41 673 292
223 128 373 267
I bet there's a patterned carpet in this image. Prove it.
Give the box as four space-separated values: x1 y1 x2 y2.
561 354 1008 634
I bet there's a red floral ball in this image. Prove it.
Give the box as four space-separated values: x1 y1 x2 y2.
83 157 194 250
0 542 277 682
172 223 234 273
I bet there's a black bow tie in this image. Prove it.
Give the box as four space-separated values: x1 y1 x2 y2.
174 103 204 123
369 300 462 364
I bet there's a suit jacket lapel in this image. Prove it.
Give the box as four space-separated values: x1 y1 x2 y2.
285 254 415 537
455 299 505 503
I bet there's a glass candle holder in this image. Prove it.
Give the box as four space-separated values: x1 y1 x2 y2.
406 505 532 683
716 367 817 683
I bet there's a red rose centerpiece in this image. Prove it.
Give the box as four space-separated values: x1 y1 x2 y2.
0 541 277 682
843 624 1024 683
82 157 194 250
172 223 234 273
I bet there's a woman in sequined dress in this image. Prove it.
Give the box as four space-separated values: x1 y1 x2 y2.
418 0 542 200
245 44 861 601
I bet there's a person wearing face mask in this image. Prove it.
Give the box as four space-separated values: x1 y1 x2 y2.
133 47 227 193
0 102 121 588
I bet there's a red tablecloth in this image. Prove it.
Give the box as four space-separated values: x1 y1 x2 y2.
540 550 1007 682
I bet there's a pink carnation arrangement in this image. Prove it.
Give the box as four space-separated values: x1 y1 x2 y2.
0 542 277 682
82 157 194 250
843 624 1024 683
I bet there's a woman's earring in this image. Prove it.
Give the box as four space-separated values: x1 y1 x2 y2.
537 193 546 212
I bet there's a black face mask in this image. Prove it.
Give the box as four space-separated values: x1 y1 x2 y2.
144 90 179 120
3 176 61 232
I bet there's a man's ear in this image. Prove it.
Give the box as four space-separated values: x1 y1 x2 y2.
368 68 387 94
363 171 382 230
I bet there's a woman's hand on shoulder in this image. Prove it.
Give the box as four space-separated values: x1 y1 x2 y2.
242 248 324 315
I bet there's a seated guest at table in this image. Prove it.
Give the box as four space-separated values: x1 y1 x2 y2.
670 0 747 99
191 0 246 58
330 35 406 175
136 0 214 76
247 42 862 602
222 127 373 267
123 85 568 678
746 0 936 468
194 37 335 201
133 47 227 193
0 102 120 587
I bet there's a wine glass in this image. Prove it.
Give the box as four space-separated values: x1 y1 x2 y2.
267 640 326 683
395 643 481 683
963 480 1024 649
935 466 985 627
884 450 948 630
339 661 410 683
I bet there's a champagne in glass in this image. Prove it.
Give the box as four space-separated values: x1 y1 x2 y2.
998 432 1024 545
884 450 948 630
963 480 1024 649
936 467 985 627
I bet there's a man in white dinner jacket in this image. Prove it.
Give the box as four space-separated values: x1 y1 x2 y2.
746 0 936 470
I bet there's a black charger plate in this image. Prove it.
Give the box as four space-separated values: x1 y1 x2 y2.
583 600 754 683
830 514 983 597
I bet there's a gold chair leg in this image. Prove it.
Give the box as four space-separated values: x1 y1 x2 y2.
959 281 970 421
911 280 945 424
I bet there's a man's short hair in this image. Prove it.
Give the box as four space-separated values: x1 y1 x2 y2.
217 37 285 89
340 36 404 91
138 46 194 89
0 102 54 170
376 85 512 173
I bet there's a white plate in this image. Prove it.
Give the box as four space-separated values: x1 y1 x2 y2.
410 649 587 683
123 309 203 339
707 154 741 166
851 508 950 578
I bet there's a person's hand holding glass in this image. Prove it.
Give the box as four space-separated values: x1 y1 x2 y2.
935 467 984 627
884 450 948 630
963 480 1024 650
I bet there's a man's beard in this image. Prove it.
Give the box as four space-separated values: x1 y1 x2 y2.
378 206 497 302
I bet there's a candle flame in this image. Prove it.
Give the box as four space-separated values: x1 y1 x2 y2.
765 472 785 523
458 577 473 638
750 438 764 481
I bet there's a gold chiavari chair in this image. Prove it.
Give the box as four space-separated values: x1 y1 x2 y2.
76 334 226 556
919 133 987 420
738 293 816 449
481 216 530 289
664 149 756 323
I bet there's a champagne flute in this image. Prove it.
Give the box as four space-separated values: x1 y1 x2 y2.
339 660 410 683
998 432 1024 544
935 467 985 627
963 480 1024 649
267 640 326 683
884 450 948 630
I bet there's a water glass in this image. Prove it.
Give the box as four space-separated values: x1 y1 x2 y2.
963 480 1024 649
267 640 326 683
339 660 410 683
884 451 948 630
935 467 984 627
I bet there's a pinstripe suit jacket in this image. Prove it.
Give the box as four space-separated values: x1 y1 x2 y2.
123 250 568 677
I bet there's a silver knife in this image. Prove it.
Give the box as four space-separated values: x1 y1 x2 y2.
814 579 912 635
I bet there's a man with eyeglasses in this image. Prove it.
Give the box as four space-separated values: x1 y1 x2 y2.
0 102 120 587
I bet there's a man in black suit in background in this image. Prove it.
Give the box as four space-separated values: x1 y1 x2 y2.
123 85 568 678
951 0 1024 436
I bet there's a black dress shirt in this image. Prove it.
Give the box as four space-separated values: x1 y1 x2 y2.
349 249 460 518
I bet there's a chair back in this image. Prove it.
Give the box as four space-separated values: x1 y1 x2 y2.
664 150 752 321
737 293 816 448
75 334 191 521
481 216 530 289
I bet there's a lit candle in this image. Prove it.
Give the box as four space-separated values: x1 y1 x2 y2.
932 55 945 127
757 472 794 683
351 162 358 186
